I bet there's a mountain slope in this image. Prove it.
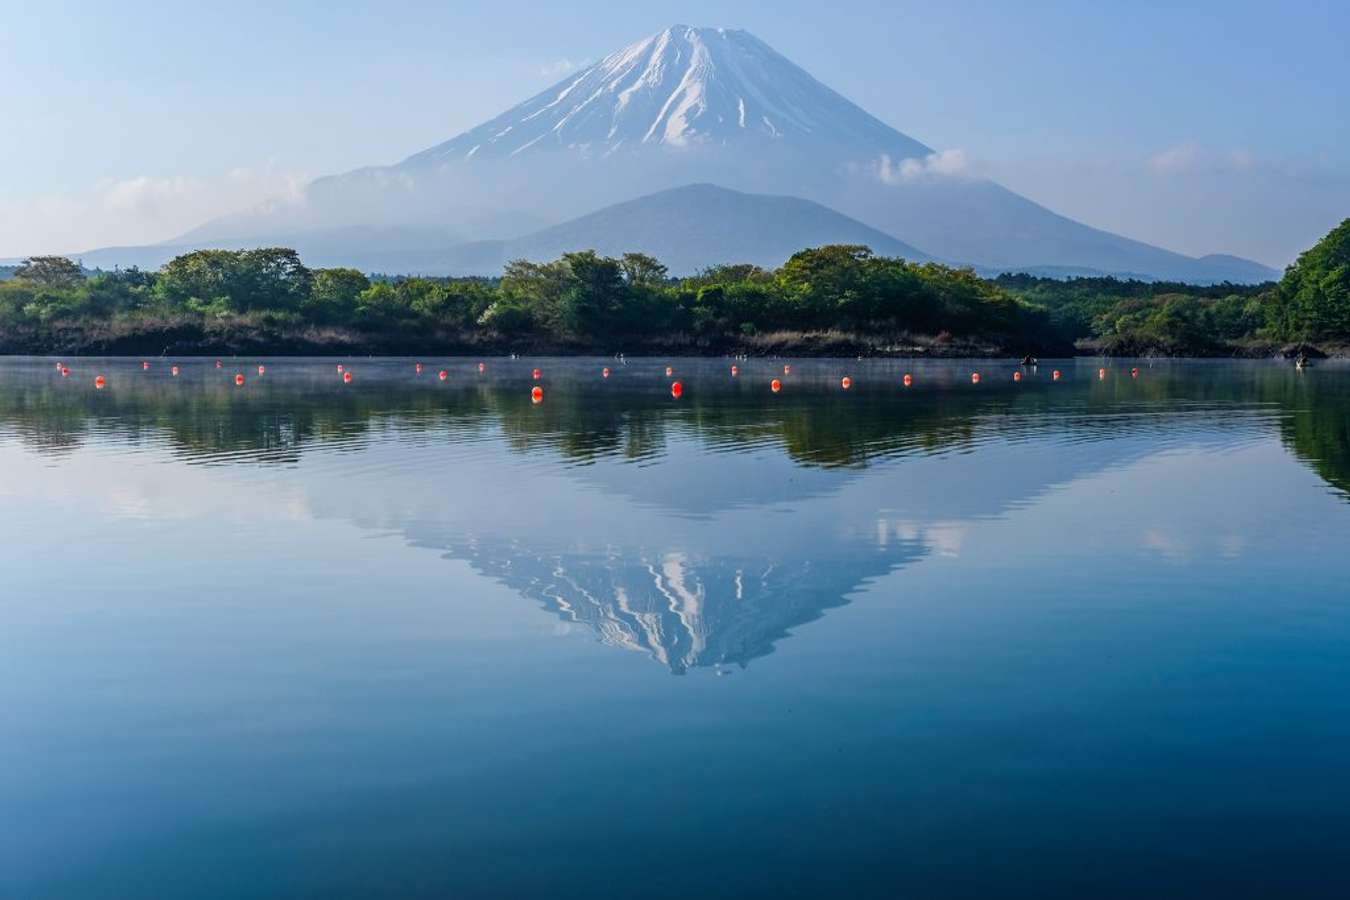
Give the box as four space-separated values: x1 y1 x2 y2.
440 183 930 276
135 25 1277 283
403 25 930 164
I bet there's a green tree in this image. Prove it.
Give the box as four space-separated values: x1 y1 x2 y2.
14 256 85 289
559 251 626 337
501 258 571 333
156 248 312 315
619 252 668 286
305 268 370 323
1268 218 1350 339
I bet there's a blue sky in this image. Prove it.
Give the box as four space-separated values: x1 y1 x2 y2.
3 0 1347 265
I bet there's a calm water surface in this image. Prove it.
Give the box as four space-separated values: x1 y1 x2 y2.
2 356 1349 898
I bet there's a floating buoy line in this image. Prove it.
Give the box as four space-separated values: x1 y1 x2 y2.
56 361 1144 399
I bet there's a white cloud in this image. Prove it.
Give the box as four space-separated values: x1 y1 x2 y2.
0 164 308 257
539 58 583 79
877 148 969 185
1148 142 1260 176
1147 142 1200 174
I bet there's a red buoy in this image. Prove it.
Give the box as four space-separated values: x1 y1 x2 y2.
602 367 610 378
171 366 180 377
215 360 222 369
784 365 792 375
771 379 782 393
1013 370 1022 382
670 381 683 398
415 363 423 374
336 364 344 372
142 361 150 370
343 371 353 384
902 373 913 388
532 368 542 380
478 362 486 373
971 372 981 384
1098 368 1106 380
1053 370 1062 381
60 367 70 377
1131 367 1139 378
438 369 448 381
841 376 852 390
665 366 673 377
531 386 543 404
234 373 245 386
257 365 266 376
730 365 739 377
94 375 106 389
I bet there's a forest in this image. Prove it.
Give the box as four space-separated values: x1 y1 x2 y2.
2 219 1346 357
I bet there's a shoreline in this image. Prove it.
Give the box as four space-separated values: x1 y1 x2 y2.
3 321 1344 360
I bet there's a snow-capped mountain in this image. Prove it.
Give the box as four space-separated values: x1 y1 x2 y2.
403 26 930 163
137 25 1278 283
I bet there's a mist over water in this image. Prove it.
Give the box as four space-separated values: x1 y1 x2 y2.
3 356 1350 898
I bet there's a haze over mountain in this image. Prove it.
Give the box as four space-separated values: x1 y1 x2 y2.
438 184 930 276
86 25 1277 283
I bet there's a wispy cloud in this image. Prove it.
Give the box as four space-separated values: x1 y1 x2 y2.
539 58 584 79
877 149 969 184
1148 142 1259 175
0 164 308 257
1147 142 1200 174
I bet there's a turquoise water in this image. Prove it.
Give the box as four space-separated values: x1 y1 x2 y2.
3 356 1349 898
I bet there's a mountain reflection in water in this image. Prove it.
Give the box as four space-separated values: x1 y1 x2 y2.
1 357 1346 674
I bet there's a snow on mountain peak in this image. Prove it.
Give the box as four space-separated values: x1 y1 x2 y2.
403 25 930 165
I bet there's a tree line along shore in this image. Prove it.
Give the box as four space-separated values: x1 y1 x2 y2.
2 219 1346 358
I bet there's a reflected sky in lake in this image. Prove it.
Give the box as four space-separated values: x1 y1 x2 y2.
3 357 1350 898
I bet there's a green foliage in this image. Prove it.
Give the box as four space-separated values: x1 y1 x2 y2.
996 269 1279 352
305 267 369 323
14 256 86 288
157 248 312 315
6 224 1347 354
1267 218 1350 340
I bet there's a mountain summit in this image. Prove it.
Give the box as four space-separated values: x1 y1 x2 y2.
141 25 1278 283
404 26 930 163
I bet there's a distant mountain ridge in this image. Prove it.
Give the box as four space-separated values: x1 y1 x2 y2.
439 184 930 276
75 25 1278 283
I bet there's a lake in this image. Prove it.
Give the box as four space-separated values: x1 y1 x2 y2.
3 356 1349 898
